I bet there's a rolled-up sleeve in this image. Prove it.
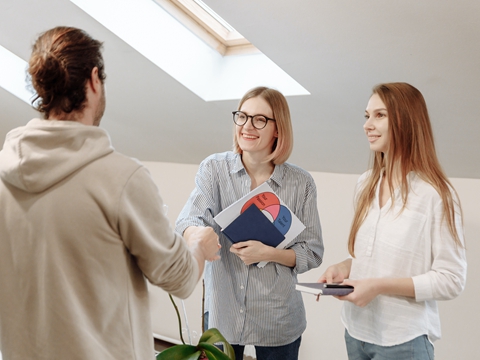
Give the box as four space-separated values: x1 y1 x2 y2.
413 199 467 302
176 159 217 236
289 178 324 274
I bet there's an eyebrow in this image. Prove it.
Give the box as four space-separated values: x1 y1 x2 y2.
365 108 387 113
239 110 272 118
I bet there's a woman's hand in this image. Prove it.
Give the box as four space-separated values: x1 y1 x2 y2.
230 240 270 265
316 259 352 301
336 278 380 307
336 277 415 307
318 263 349 284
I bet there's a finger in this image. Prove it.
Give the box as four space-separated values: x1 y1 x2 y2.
232 243 246 249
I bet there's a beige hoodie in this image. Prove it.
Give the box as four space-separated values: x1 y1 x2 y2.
0 119 199 360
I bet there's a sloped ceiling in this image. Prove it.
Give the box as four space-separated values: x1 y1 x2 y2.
1 0 479 178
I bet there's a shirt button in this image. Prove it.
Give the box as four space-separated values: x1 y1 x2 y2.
240 285 244 289
240 309 244 313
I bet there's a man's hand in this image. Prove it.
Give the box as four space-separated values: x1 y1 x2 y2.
184 226 221 262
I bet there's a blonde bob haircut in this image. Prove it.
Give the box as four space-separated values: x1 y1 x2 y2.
233 86 293 165
348 82 463 257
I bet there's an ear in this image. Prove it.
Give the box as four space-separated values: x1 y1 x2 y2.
89 67 102 94
274 131 279 137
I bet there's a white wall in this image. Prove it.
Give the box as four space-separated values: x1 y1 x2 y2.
144 161 480 360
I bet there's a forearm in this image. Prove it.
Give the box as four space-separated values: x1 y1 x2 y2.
341 276 415 307
183 226 205 280
373 277 415 298
266 247 296 267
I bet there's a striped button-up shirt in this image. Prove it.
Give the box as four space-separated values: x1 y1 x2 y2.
176 151 324 346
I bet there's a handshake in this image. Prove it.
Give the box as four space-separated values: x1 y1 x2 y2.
184 226 221 263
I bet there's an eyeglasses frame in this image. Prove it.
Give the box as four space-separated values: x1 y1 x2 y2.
232 110 276 130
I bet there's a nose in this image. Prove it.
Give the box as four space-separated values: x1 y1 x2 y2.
243 116 256 129
363 117 374 131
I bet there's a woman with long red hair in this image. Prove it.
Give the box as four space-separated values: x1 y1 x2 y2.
319 82 467 359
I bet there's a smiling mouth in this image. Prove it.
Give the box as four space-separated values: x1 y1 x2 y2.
242 134 258 140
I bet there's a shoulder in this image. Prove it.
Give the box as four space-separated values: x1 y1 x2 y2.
408 173 445 202
202 151 237 164
357 169 373 185
92 151 144 180
279 162 316 187
104 150 143 168
198 151 240 173
282 162 312 176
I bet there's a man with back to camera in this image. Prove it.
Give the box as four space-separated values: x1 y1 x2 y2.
0 26 220 359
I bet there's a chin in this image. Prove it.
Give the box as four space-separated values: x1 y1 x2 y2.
370 144 387 153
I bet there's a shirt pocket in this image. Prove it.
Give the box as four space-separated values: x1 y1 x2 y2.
378 208 427 256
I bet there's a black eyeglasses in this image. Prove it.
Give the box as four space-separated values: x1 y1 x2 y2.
232 111 276 130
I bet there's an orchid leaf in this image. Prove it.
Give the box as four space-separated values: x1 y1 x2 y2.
156 344 199 360
200 343 233 360
198 329 235 359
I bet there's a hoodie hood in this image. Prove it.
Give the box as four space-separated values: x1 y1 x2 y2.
0 118 114 193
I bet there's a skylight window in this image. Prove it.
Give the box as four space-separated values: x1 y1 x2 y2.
0 45 33 104
154 0 256 56
193 0 235 32
70 0 310 101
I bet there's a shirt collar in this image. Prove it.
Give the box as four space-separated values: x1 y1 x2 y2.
270 163 285 187
231 153 286 188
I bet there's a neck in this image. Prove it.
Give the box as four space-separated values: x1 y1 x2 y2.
48 109 94 126
382 160 403 187
241 152 275 189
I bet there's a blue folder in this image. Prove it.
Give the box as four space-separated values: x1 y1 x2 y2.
221 203 285 247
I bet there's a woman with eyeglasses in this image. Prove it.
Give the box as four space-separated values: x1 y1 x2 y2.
318 82 467 359
176 86 324 360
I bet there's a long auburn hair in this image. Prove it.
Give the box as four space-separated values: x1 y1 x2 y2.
348 82 463 256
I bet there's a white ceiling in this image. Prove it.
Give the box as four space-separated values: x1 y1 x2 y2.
1 0 479 178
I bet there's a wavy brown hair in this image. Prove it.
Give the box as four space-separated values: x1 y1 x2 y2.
348 82 463 256
233 86 293 164
28 26 106 119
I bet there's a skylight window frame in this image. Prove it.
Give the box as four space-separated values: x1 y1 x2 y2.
154 0 257 56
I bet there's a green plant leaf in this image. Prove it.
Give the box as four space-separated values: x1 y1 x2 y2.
156 344 199 360
183 350 203 360
201 343 233 360
199 328 227 345
198 328 235 359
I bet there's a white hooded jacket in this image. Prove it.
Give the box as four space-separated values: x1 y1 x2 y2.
0 118 199 360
